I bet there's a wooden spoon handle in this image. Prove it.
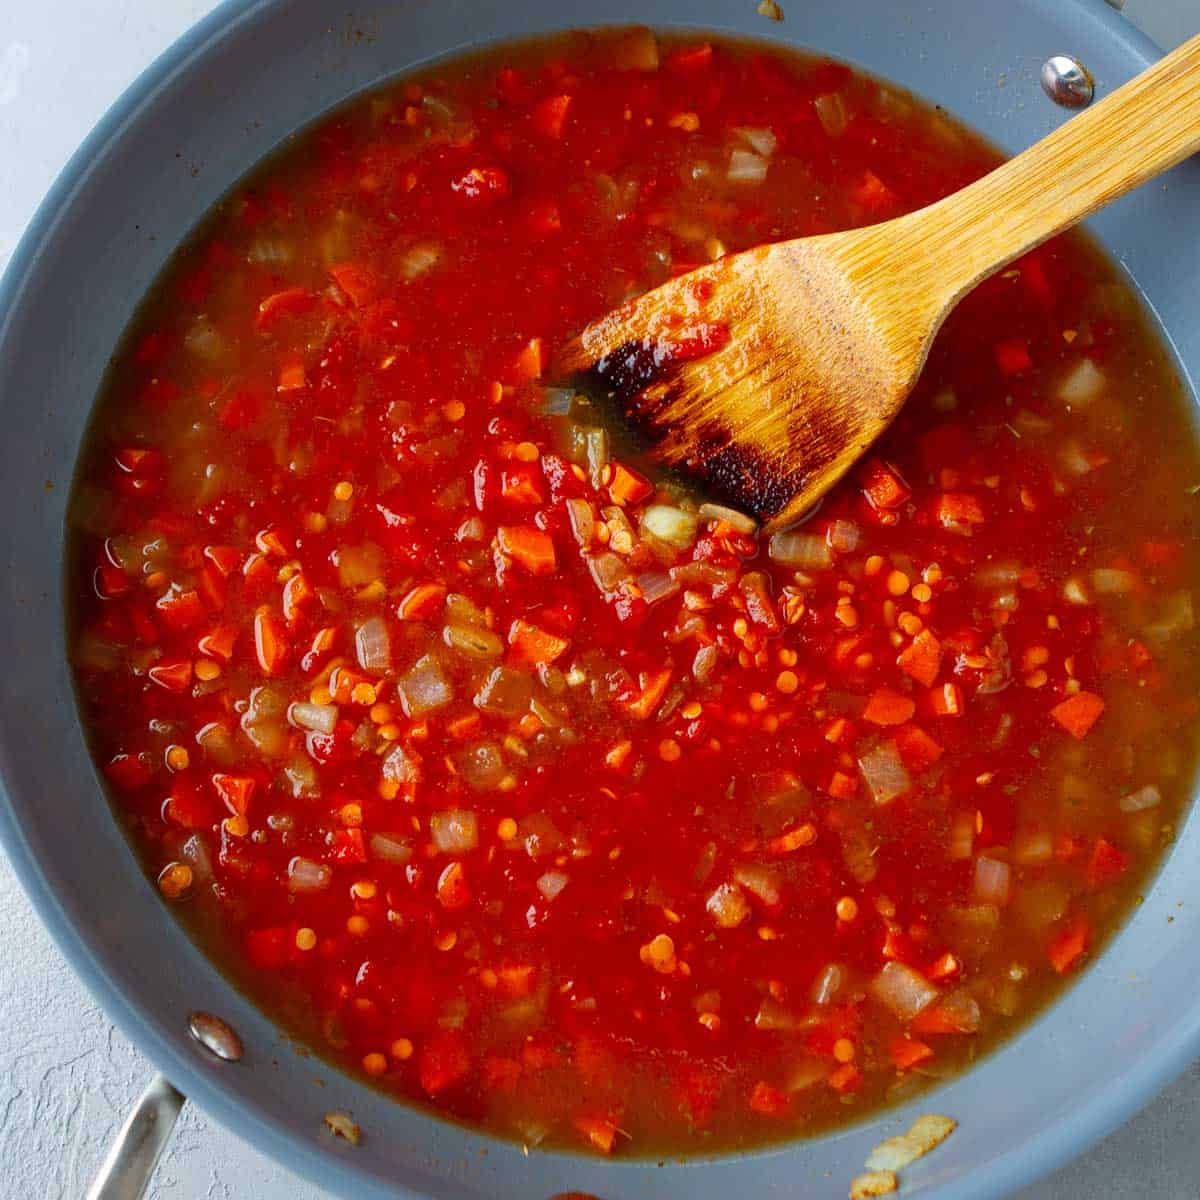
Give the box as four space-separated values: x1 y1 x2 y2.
910 32 1200 304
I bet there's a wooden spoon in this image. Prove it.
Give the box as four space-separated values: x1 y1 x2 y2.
558 34 1200 532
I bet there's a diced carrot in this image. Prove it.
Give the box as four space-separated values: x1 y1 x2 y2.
198 623 239 662
616 666 673 721
507 618 570 666
1048 917 1089 974
768 822 817 855
212 773 256 816
497 525 556 574
255 526 289 557
446 712 483 740
532 93 573 138
995 337 1032 374
897 629 942 687
935 492 985 529
827 770 858 800
500 465 546 505
148 659 193 693
255 286 315 331
1086 837 1128 888
436 861 472 910
573 1115 618 1153
860 458 910 510
330 262 379 307
824 717 849 744
1050 690 1105 739
863 687 916 727
889 1036 933 1071
893 724 943 770
254 610 288 676
398 582 448 621
748 1081 790 1116
608 462 653 505
419 1031 470 1096
929 682 963 717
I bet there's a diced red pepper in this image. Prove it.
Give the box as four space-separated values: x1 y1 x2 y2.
330 262 379 307
863 687 916 727
212 773 256 816
995 337 1033 374
398 582 447 621
1087 837 1128 888
507 618 570 667
436 861 472 910
255 287 315 331
148 659 193 692
889 1036 933 1071
254 610 289 676
419 1031 470 1096
1048 917 1089 974
860 458 910 510
748 1081 790 1116
104 753 152 792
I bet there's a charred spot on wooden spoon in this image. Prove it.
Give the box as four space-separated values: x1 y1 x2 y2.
571 322 799 522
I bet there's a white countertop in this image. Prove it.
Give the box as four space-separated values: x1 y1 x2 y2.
0 3 1196 1197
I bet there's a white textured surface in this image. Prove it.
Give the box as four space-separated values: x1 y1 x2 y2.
0 3 1195 1198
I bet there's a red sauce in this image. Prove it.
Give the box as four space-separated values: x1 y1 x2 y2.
69 29 1200 1153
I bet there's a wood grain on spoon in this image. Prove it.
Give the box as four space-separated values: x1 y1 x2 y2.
557 33 1200 533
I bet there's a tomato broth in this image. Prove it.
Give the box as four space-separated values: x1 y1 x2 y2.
68 29 1200 1154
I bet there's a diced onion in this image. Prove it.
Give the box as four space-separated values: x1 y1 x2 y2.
179 833 213 882
539 387 576 416
1092 567 1138 595
826 520 861 554
1056 357 1105 406
1121 784 1162 812
769 530 832 570
444 623 503 659
858 742 911 805
947 811 975 860
640 504 700 548
289 701 337 735
753 997 797 1031
636 571 680 606
588 551 631 592
369 832 413 865
698 502 758 535
430 809 479 853
536 870 570 901
734 126 778 157
871 961 939 1021
613 27 660 71
972 855 1012 905
693 644 719 685
184 321 227 363
1146 592 1195 640
457 742 508 791
814 92 848 137
811 962 845 1006
381 742 422 784
1012 830 1053 865
355 617 392 674
733 864 782 907
288 856 332 893
397 655 453 717
706 882 751 928
474 667 532 717
518 812 564 859
566 498 596 547
728 148 768 184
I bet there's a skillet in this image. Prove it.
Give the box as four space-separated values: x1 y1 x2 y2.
1 1 1199 1197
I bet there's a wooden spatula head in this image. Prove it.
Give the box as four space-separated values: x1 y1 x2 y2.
557 230 936 532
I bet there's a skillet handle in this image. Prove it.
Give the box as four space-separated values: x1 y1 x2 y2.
85 1074 186 1200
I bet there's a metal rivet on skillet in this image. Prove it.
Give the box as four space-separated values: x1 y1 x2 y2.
188 1011 244 1062
1041 55 1095 109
